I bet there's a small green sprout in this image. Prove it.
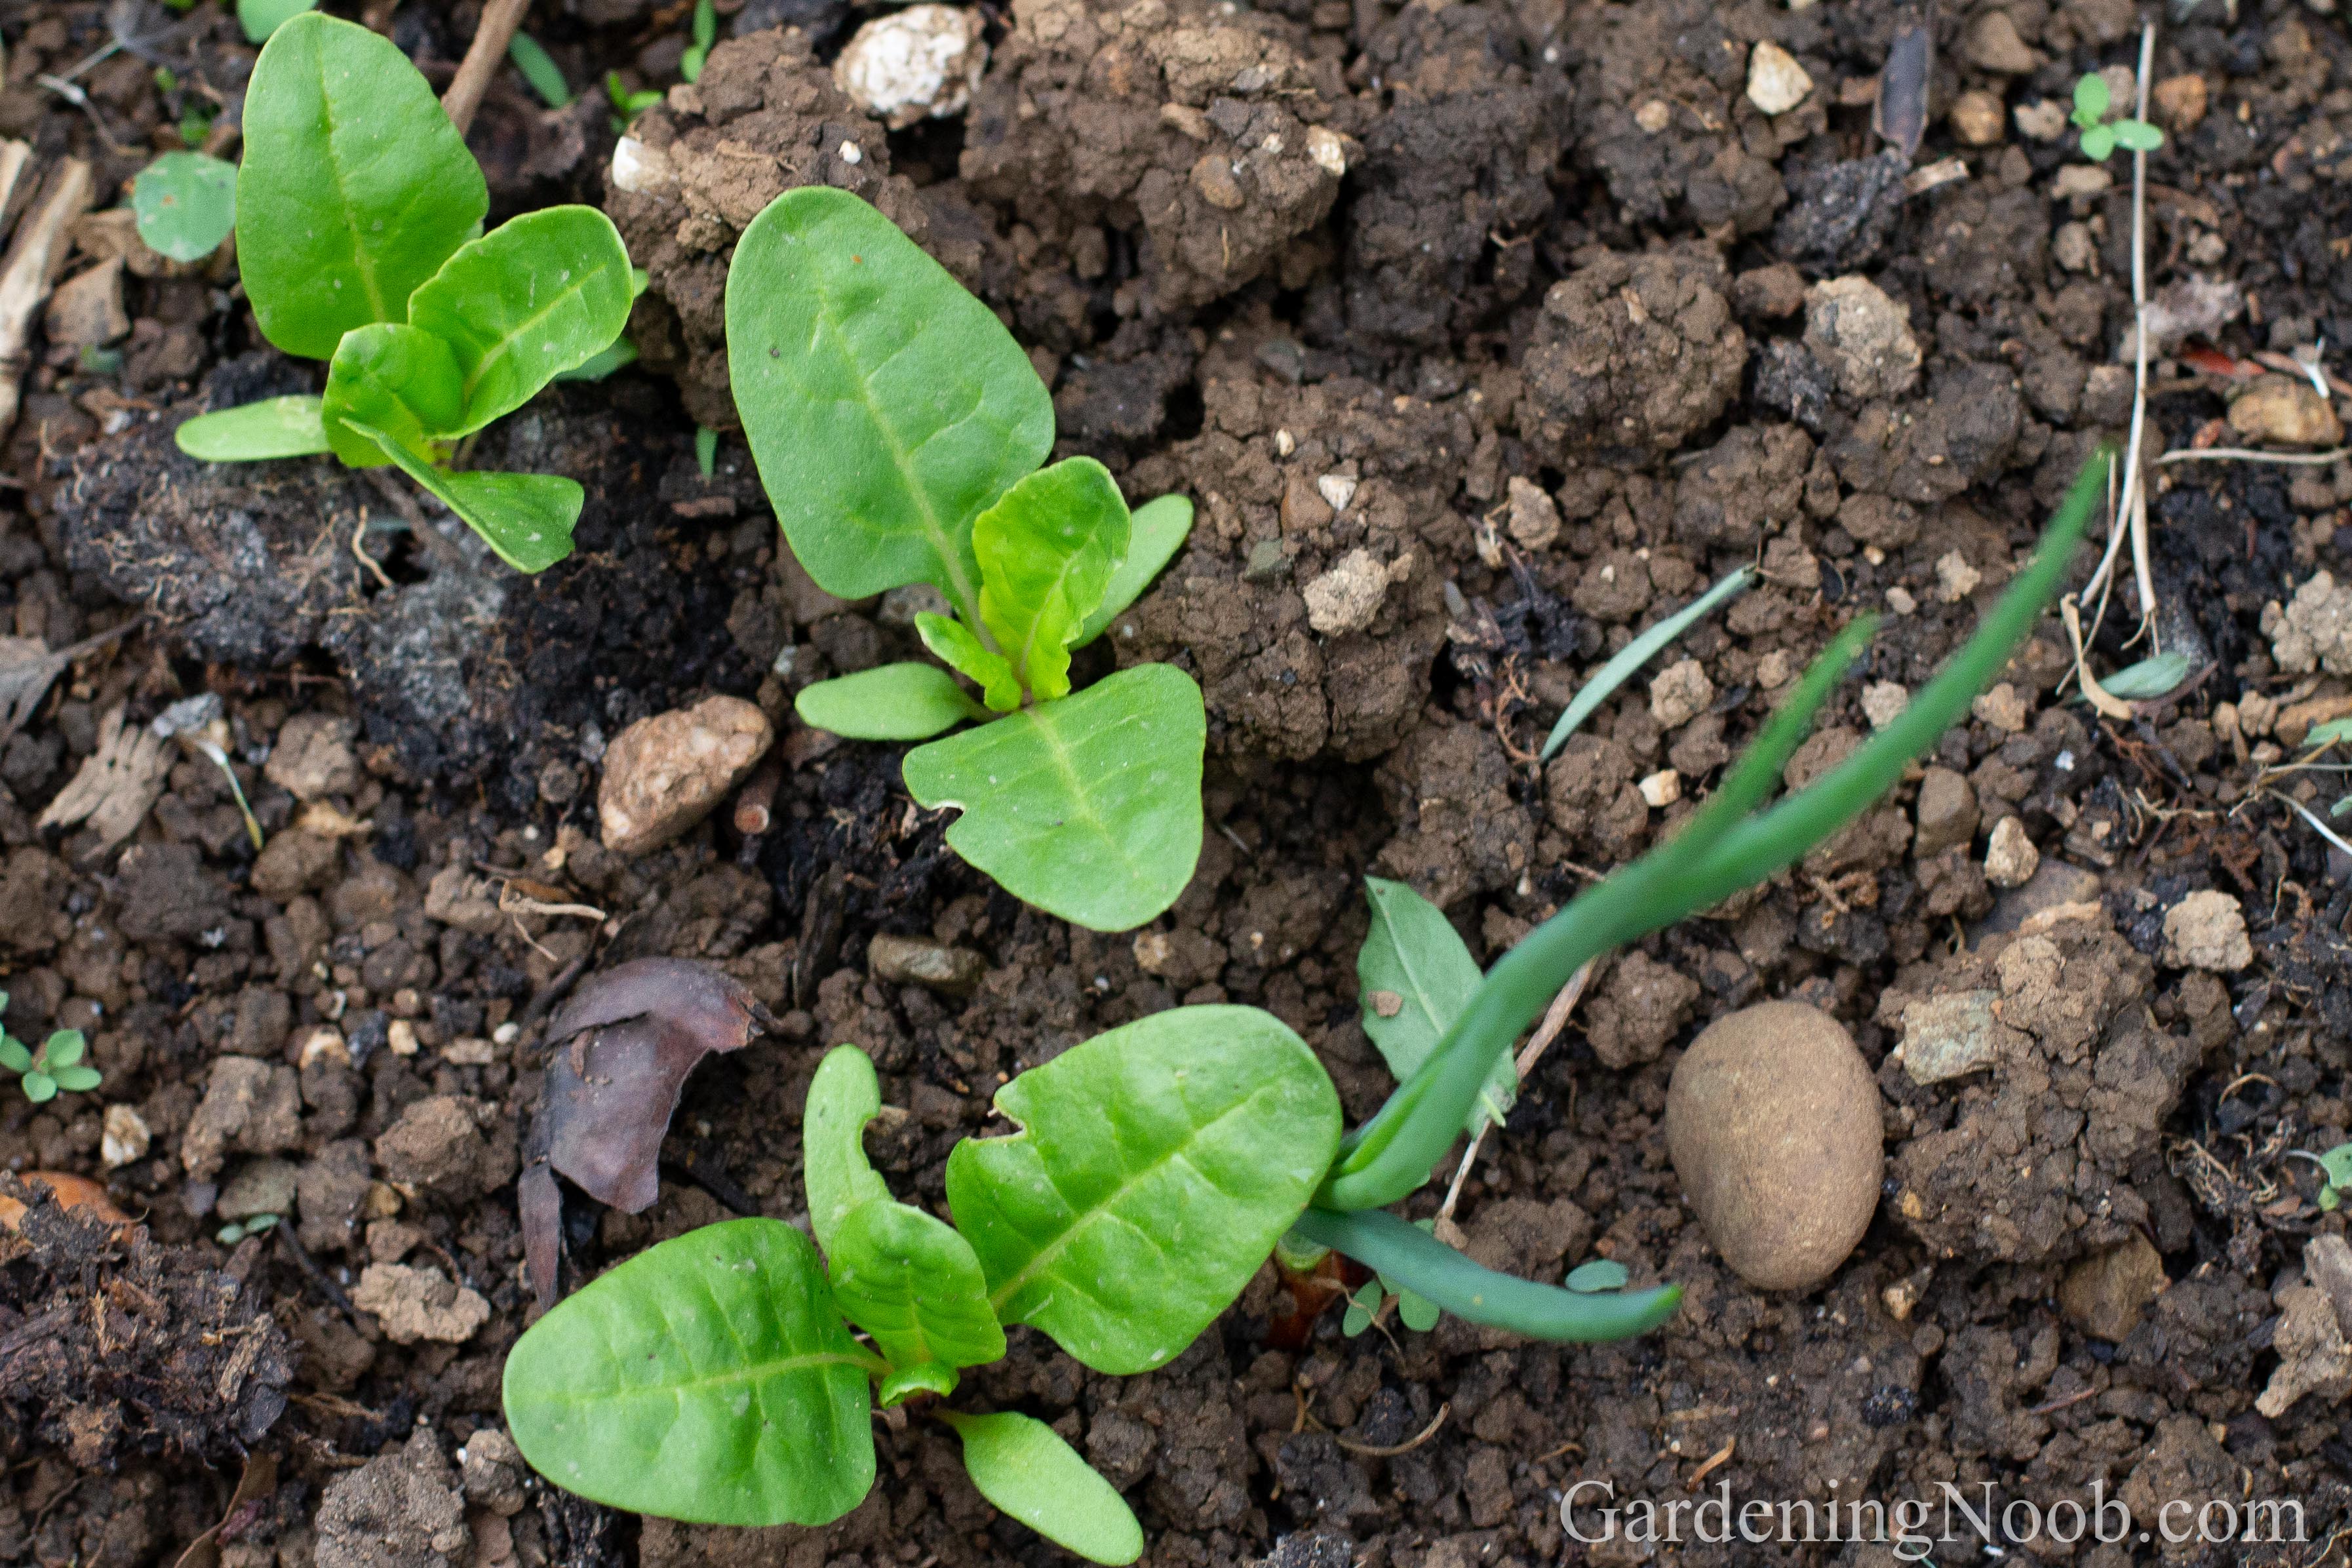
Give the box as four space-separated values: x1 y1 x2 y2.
171 15 635 573
1565 1259 1630 1293
679 0 718 83
694 425 718 479
216 1213 281 1245
1340 1220 1443 1335
2290 1143 2352 1211
2071 73 2164 161
0 998 100 1105
606 70 664 130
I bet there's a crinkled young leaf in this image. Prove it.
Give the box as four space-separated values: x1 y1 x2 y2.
902 663 1204 931
132 151 237 263
973 458 1129 701
504 1219 876 1526
238 13 487 360
350 421 580 572
796 663 985 741
174 396 332 461
827 1200 1006 1372
940 1411 1143 1566
803 1045 893 1254
945 1004 1341 1374
406 206 635 435
322 323 463 467
1357 878 1514 1137
725 187 1052 615
1076 494 1192 648
916 614 1019 713
878 1363 956 1407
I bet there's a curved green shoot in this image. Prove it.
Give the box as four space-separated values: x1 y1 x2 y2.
1540 565 1753 760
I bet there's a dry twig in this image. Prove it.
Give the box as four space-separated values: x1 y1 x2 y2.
0 157 94 438
442 0 533 137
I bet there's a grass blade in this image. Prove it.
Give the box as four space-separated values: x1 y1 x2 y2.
1540 566 1752 760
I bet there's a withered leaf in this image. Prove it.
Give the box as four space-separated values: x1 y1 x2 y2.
520 958 768 1308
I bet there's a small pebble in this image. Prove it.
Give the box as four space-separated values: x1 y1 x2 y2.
1984 816 2039 888
1745 42 1813 116
2161 890 2252 972
834 5 987 129
1637 768 1681 808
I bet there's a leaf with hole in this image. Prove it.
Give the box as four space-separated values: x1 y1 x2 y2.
914 614 1020 714
503 1218 876 1526
237 13 487 360
348 421 581 572
173 396 331 461
726 186 1052 614
940 1411 1143 1565
794 663 985 742
132 151 237 263
972 458 1129 701
1356 878 1514 1137
406 206 635 435
902 663 1204 931
945 1004 1341 1373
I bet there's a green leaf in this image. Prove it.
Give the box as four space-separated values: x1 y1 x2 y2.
1395 1289 1440 1333
696 426 719 479
903 663 1204 931
553 338 637 383
945 1004 1341 1374
503 1218 877 1526
0 1036 31 1073
2098 650 2190 701
827 1200 1007 1372
132 151 237 263
803 1044 893 1253
2309 718 2352 749
321 323 465 467
1293 1208 1683 1342
2072 73 2109 122
726 186 1053 616
916 614 1021 713
22 1071 55 1103
939 1411 1144 1566
2320 1143 2352 1188
50 1065 103 1093
406 206 635 435
238 12 488 360
174 395 332 461
238 0 317 43
680 0 717 81
507 32 572 108
2112 119 2165 152
1356 878 1514 1137
796 663 986 741
972 458 1130 701
878 1363 957 1406
1542 566 1752 761
1341 1287 1375 1336
1565 1259 1630 1293
41 1031 84 1068
2080 123 2116 161
351 421 581 572
1076 494 1193 648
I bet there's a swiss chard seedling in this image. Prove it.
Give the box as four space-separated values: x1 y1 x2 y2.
170 14 635 572
0 995 100 1105
2070 72 2163 162
727 187 1204 931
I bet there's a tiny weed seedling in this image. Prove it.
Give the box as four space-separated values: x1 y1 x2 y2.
0 996 100 1105
132 151 237 263
2071 73 2164 162
172 14 636 572
2290 1143 2352 1211
507 33 574 109
728 188 1204 931
680 0 719 83
503 459 2107 1552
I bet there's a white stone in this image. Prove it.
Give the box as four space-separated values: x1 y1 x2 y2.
1984 816 2039 888
608 136 676 195
1307 125 1349 176
102 1103 150 1169
1862 680 1910 730
1936 550 1983 602
1316 473 1358 513
1638 768 1682 808
834 5 987 129
1746 41 1814 115
1303 549 1390 636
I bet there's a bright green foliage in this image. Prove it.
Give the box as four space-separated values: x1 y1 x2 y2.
1339 1220 1442 1336
973 459 1129 701
1542 565 1752 761
695 425 718 478
172 395 330 461
2098 650 2191 701
803 1045 894 1251
795 663 986 741
503 1220 877 1526
1356 878 1514 1137
1565 1259 1630 1293
606 71 664 125
178 12 632 572
946 1006 1341 1374
827 1202 1006 1380
237 0 316 43
734 187 1202 930
941 1411 1145 1565
2071 73 2164 161
0 1004 101 1105
901 664 1205 931
507 33 572 108
217 1213 281 1245
680 0 718 81
132 152 237 263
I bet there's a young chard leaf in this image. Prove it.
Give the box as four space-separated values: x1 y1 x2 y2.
1356 877 1514 1137
405 206 636 435
239 13 488 360
916 613 1021 713
173 395 332 461
879 1363 958 1407
827 1200 1007 1374
795 663 986 741
945 1004 1341 1374
503 1218 878 1526
351 424 582 572
1075 494 1193 648
725 187 1053 614
802 1044 897 1254
973 458 1129 701
132 151 237 263
902 663 1204 931
322 323 464 467
939 1411 1143 1567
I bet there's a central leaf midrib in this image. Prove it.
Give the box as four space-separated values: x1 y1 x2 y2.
454 260 606 411
549 1347 874 1403
315 53 390 327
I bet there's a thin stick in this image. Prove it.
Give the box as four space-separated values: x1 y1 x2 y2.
1434 957 1598 1225
2125 23 2159 652
0 159 93 439
441 0 532 138
2157 445 2352 467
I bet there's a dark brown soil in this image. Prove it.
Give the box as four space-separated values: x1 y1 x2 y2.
7 0 2352 1563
